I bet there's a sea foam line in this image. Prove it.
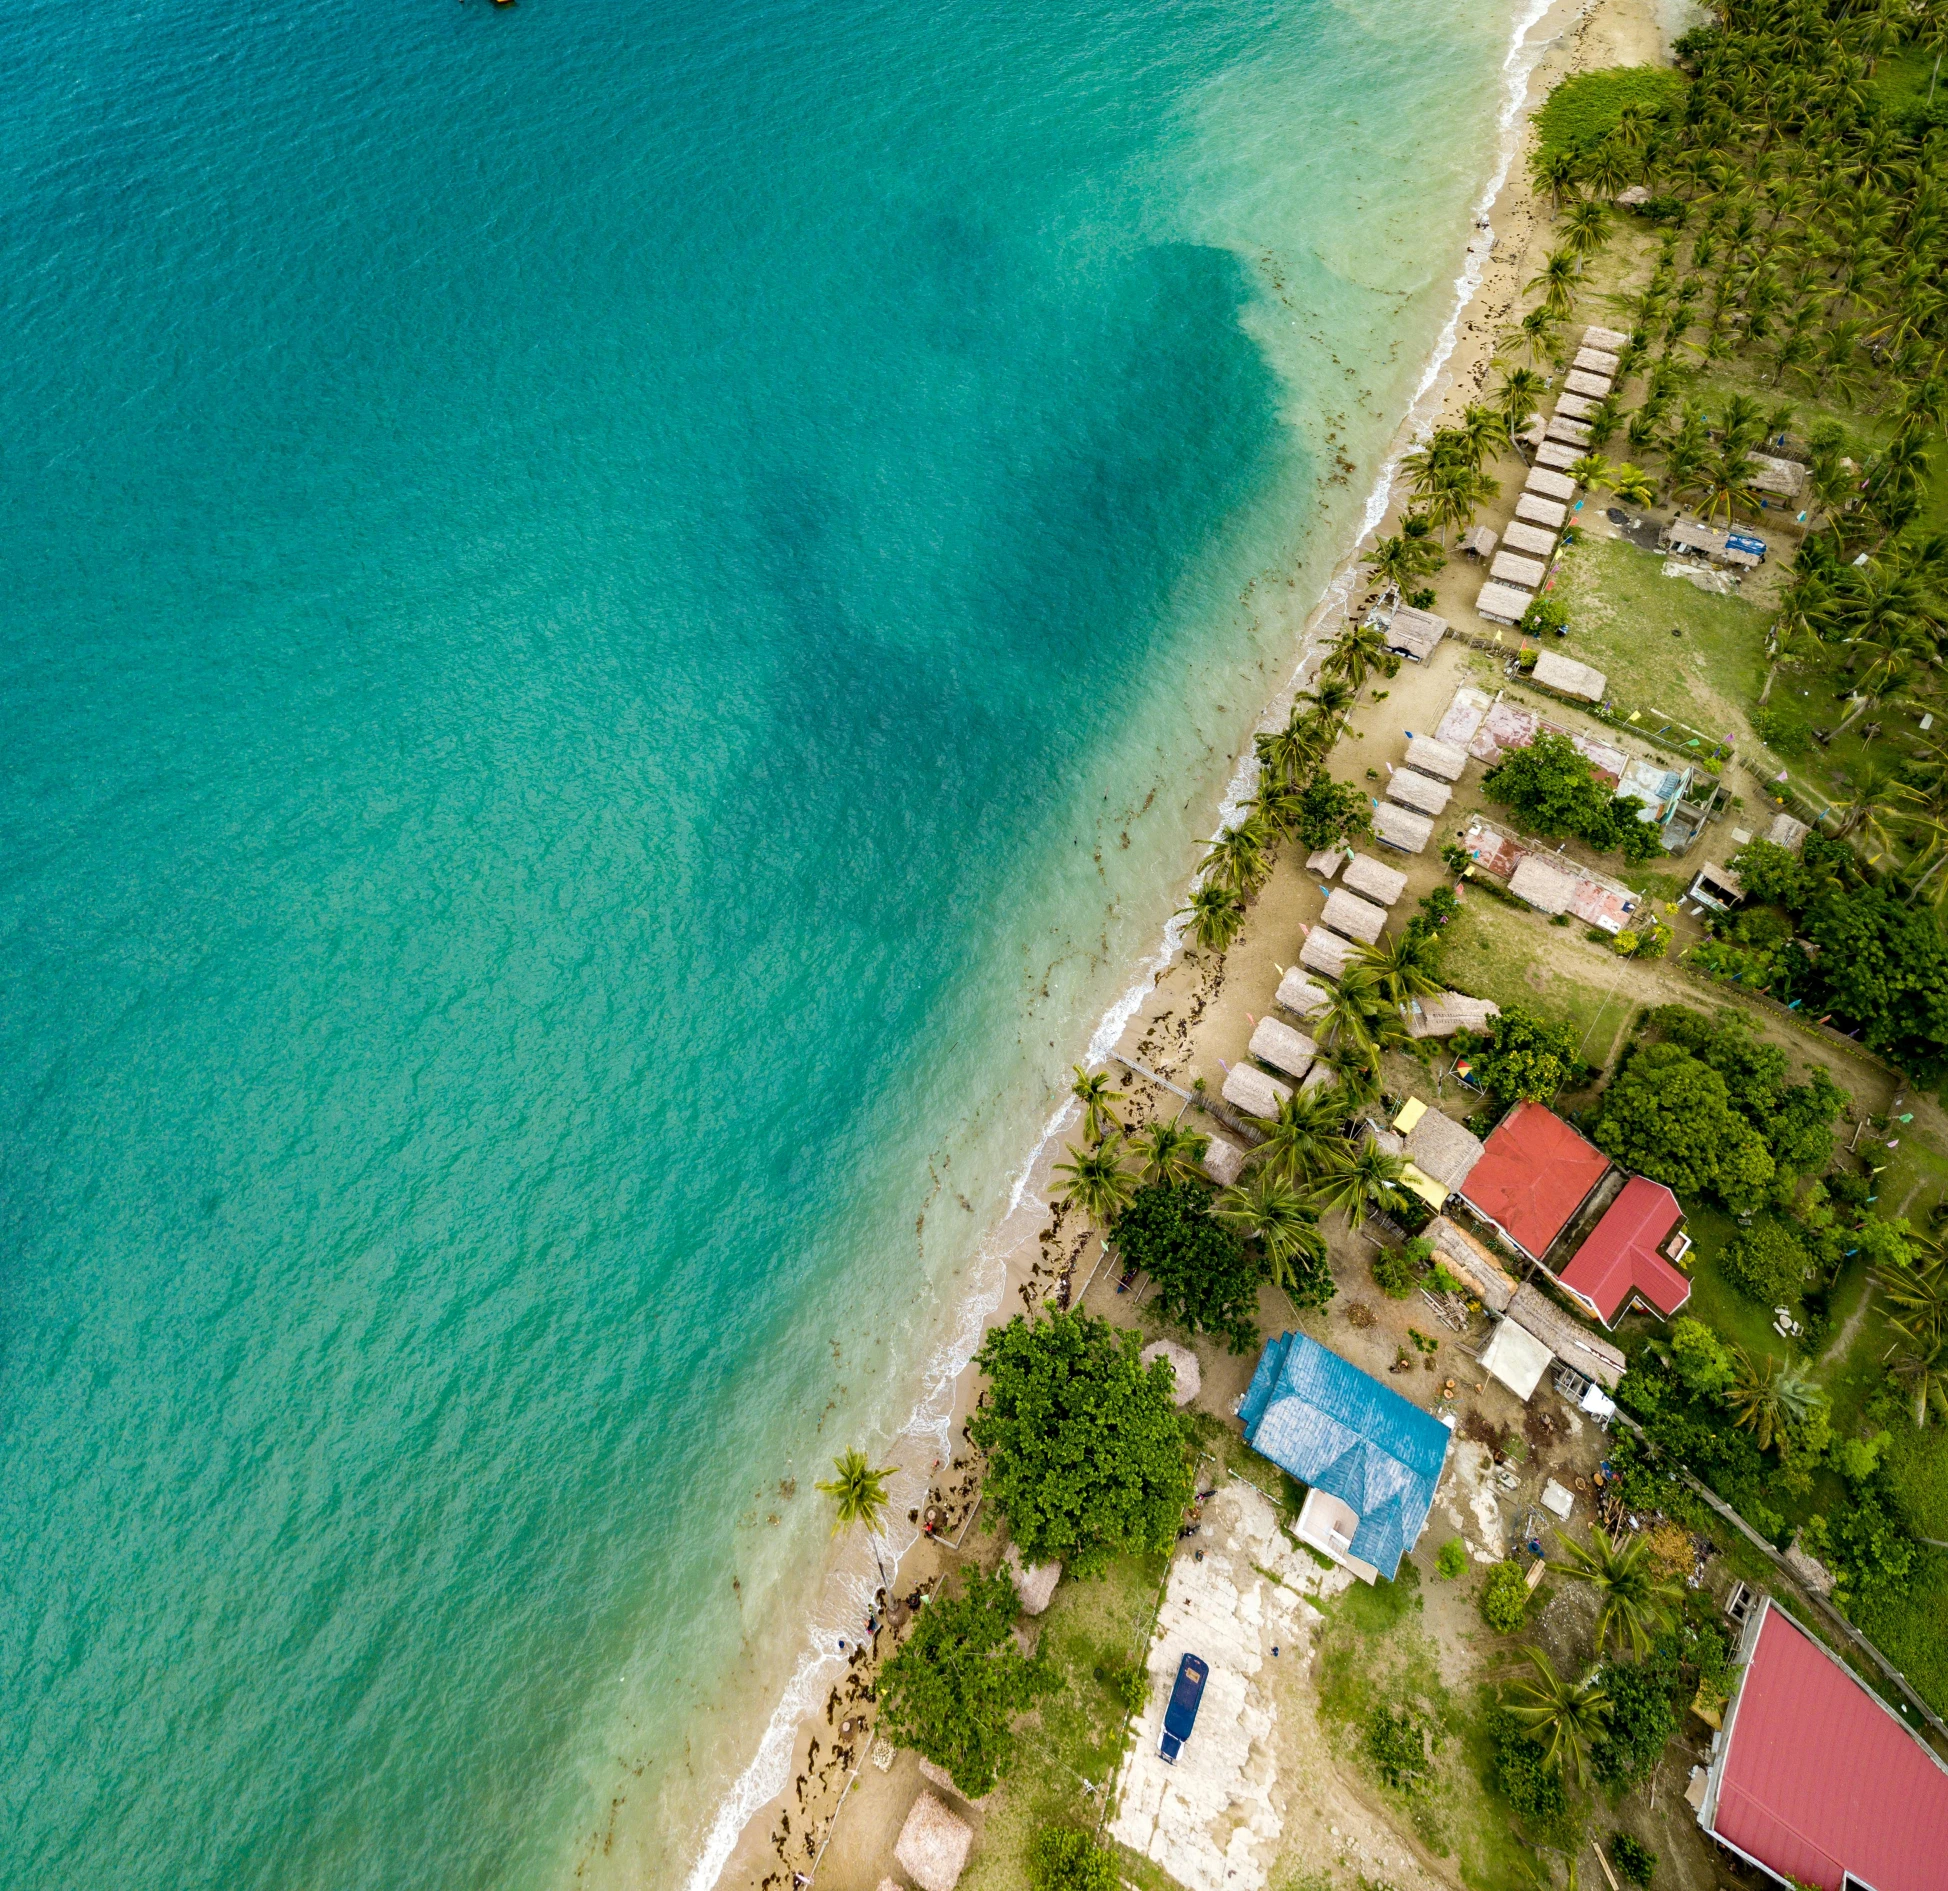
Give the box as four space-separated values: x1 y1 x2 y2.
680 7 1558 1885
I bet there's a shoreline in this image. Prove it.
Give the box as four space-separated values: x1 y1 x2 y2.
681 0 1662 1881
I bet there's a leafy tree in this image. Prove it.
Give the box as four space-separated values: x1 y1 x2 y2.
1669 1317 1736 1398
1452 1005 1588 1102
1372 1240 1422 1299
1487 1707 1578 1844
1590 1646 1680 1793
1592 1042 1774 1212
1551 1526 1681 1657
1436 1537 1469 1579
1285 774 1373 852
1805 1488 1916 1605
875 1568 1053 1797
1727 837 1810 910
1481 1560 1533 1632
1610 1832 1658 1886
1028 1828 1119 1891
1483 732 1619 839
1113 1183 1264 1351
970 1311 1194 1575
1644 1007 1846 1177
1802 889 1948 1079
1720 1218 1810 1304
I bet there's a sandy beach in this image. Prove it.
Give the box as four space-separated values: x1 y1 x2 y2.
691 0 1672 1882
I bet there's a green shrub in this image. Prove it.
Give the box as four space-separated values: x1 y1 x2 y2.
1535 66 1688 156
1749 707 1810 757
1028 1826 1120 1891
1591 1649 1679 1792
1364 1703 1439 1792
1488 1707 1578 1844
1669 1317 1735 1398
1113 1184 1263 1351
1372 1242 1422 1299
1435 1537 1468 1579
1480 1560 1532 1631
1721 1218 1809 1304
1610 1832 1657 1886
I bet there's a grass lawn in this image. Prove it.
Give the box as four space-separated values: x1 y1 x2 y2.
961 1548 1166 1891
1669 1204 1798 1361
1438 897 1636 1077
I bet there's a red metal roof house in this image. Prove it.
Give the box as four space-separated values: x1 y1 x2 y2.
1697 1598 1948 1891
1557 1176 1692 1326
1456 1101 1611 1262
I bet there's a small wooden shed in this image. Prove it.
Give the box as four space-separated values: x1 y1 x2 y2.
1459 524 1499 561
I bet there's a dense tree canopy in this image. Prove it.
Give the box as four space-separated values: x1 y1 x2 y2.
1646 1006 1846 1177
970 1310 1194 1576
1482 733 1664 863
875 1568 1053 1797
1802 889 1948 1079
1113 1183 1265 1351
1452 1004 1588 1103
1592 1041 1774 1212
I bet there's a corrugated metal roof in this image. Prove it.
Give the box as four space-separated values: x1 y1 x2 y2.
1239 1333 1451 1580
1459 1100 1610 1260
1559 1175 1691 1324
1710 1603 1948 1891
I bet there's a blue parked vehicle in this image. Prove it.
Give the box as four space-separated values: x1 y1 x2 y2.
1158 1652 1209 1763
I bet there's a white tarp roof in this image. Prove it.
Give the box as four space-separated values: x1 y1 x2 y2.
1480 1317 1554 1402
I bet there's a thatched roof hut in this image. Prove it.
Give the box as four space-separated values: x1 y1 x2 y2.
1581 323 1630 351
1765 811 1810 851
1201 1134 1246 1187
1572 346 1621 376
1404 734 1468 782
1342 852 1408 905
1387 768 1451 818
1562 368 1613 398
1320 886 1387 945
1305 846 1344 879
1532 650 1607 701
1139 1339 1201 1407
1534 440 1582 472
1502 520 1557 558
896 1791 975 1891
1524 465 1576 501
1490 549 1548 589
1515 492 1568 529
1371 800 1434 853
1403 1103 1487 1191
1275 965 1332 1017
1509 854 1578 914
1426 1214 1517 1312
1383 604 1448 662
1507 1284 1627 1389
1459 524 1498 560
1545 415 1592 447
1299 924 1357 978
1248 1014 1316 1079
1553 391 1600 420
1222 1060 1291 1118
1407 990 1500 1038
1475 579 1533 625
1662 517 1727 558
1750 452 1806 499
1005 1543 1063 1614
1300 1061 1339 1096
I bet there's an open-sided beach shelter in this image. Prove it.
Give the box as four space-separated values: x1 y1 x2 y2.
1557 1176 1692 1326
1274 965 1332 1018
1545 414 1592 447
1696 1598 1948 1891
1552 390 1600 420
1237 1331 1452 1583
1478 1317 1553 1401
1320 886 1386 945
1508 854 1578 916
1371 801 1433 853
1515 492 1569 530
1386 769 1450 818
1201 1134 1246 1187
1531 651 1606 701
1341 853 1408 906
895 1792 975 1891
1533 441 1581 473
1581 323 1629 351
1222 1061 1290 1119
1572 346 1620 376
1403 734 1468 783
1490 549 1548 588
1299 925 1358 979
1562 368 1612 398
1382 604 1447 663
1459 1100 1611 1264
1525 466 1577 502
1502 520 1558 558
1459 524 1498 560
1305 846 1345 879
1247 1015 1315 1081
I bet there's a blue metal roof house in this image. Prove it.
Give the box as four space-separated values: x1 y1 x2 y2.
1238 1332 1453 1583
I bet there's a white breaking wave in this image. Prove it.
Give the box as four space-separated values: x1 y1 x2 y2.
680 5 1559 1886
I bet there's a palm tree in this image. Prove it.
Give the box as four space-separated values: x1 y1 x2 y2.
1254 718 1327 791
1603 461 1658 508
1876 1250 1948 1350
1694 448 1761 526
1324 618 1396 692
1492 366 1549 448
1567 452 1612 491
1456 403 1513 470
1420 463 1500 546
1212 1170 1328 1296
1349 933 1443 1008
1249 1086 1353 1188
1070 1065 1126 1144
1725 1346 1821 1452
1889 1337 1948 1428
1203 815 1273 898
1531 146 1580 213
1502 1646 1609 1788
1311 1139 1410 1230
1562 196 1609 258
818 1447 895 1591
1528 248 1580 320
1549 1526 1682 1656
1501 305 1560 368
1180 882 1245 954
1363 530 1443 596
1131 1118 1210 1188
1051 1133 1136 1230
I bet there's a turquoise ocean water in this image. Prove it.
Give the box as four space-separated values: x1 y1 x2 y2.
0 0 1529 1883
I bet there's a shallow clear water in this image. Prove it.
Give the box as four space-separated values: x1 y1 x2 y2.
0 0 1517 1884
